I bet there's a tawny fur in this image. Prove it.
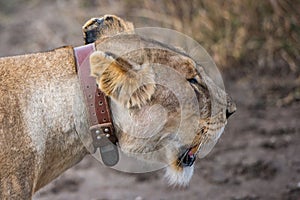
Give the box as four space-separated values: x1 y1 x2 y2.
82 15 134 44
0 15 236 199
90 32 235 186
90 51 156 108
0 47 88 199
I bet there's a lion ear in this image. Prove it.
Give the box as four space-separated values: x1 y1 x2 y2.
90 51 155 108
83 15 134 44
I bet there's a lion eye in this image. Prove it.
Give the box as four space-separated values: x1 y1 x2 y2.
187 78 198 84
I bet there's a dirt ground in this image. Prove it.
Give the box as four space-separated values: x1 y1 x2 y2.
0 1 299 200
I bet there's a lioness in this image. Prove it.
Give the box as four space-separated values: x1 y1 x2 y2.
0 15 235 199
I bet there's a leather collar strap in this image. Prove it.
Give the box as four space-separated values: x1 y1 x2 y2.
74 43 119 166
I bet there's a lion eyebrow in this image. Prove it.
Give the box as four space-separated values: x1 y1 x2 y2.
186 75 209 96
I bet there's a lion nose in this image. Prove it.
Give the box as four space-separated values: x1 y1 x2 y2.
226 95 236 119
226 108 235 119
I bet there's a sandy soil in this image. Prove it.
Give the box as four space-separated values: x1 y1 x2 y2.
0 2 299 200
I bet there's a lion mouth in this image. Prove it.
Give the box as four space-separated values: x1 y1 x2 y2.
178 148 196 167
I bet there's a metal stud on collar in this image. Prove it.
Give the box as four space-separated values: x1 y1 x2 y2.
89 124 119 166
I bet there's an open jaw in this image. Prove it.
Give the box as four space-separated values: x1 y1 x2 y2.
164 147 197 186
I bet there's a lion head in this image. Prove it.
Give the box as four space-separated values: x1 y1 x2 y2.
83 15 236 186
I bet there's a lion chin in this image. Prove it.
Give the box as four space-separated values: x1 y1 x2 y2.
164 165 194 186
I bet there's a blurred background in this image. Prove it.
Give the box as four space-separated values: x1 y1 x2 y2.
0 0 299 199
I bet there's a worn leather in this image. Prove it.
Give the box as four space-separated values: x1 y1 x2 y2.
74 43 118 147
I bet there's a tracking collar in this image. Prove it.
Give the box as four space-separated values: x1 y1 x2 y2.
74 43 119 166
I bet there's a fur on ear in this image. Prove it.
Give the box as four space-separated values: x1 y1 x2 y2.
83 15 134 44
90 51 155 108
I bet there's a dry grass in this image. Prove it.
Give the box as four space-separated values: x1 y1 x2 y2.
120 0 299 71
1 0 299 70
